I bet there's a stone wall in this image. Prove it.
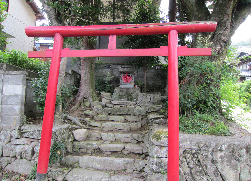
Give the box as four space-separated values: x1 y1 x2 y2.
0 70 26 128
146 125 251 181
95 64 167 94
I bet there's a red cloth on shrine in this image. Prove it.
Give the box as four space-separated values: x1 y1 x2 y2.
122 73 132 83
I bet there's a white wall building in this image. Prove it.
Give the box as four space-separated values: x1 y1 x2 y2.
2 0 44 53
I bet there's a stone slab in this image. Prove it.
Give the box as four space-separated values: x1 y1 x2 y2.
65 168 110 181
79 156 134 171
115 133 134 143
102 122 130 132
99 144 125 152
101 133 115 141
73 141 102 150
125 143 143 154
94 115 108 121
108 116 125 122
4 159 33 175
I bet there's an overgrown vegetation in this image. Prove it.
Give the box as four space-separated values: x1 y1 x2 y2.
95 72 114 94
0 50 47 73
49 141 65 165
0 0 8 48
179 112 231 136
32 63 77 112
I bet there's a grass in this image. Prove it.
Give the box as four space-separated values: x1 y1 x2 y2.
179 112 231 136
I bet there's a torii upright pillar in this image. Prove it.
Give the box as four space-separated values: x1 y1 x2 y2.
25 21 217 181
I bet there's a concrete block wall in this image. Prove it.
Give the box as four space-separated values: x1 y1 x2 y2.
0 71 27 128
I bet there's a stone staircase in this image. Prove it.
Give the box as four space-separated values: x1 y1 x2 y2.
58 92 164 180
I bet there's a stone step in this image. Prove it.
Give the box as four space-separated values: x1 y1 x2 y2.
72 141 147 155
65 168 146 181
79 156 147 172
87 131 145 143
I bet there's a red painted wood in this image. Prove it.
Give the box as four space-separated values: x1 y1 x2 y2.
108 35 116 49
168 30 179 181
37 33 64 174
25 21 217 37
28 46 211 58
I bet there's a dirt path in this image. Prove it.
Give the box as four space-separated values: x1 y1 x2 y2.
231 106 251 133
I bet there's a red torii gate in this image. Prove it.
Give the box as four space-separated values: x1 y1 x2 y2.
25 21 217 181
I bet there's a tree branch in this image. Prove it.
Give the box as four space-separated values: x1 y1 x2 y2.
230 1 251 37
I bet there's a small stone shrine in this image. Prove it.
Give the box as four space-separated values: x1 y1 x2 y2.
119 65 135 88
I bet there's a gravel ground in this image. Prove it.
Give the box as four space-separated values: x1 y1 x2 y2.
231 106 251 133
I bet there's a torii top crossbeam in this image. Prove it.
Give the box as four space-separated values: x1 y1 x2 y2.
26 21 217 181
25 21 217 37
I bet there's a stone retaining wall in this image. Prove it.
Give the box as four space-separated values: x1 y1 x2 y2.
146 125 251 181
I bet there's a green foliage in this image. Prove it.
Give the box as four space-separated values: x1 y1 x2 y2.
239 80 251 107
95 72 114 94
0 0 8 48
0 50 47 73
49 141 65 165
122 0 167 69
29 164 37 180
32 63 77 112
179 56 222 115
179 112 230 136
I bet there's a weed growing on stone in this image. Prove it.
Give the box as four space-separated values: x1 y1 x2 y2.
179 112 230 136
28 164 37 180
49 141 65 165
152 130 168 141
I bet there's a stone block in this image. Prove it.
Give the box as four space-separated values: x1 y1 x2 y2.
79 156 134 171
73 141 102 150
83 110 95 116
0 130 11 145
73 129 88 141
102 98 111 104
103 122 130 132
149 145 167 158
108 116 125 122
134 159 148 171
147 173 167 181
3 85 25 95
125 116 141 122
3 74 26 85
147 114 165 120
134 106 147 116
1 105 23 115
148 157 167 173
88 132 101 141
2 95 24 105
1 115 23 128
132 134 144 142
47 167 71 181
115 133 133 143
61 155 80 167
125 143 143 154
87 120 102 127
99 143 125 152
21 145 34 160
11 138 31 145
0 157 15 168
101 133 115 141
109 107 134 115
130 122 141 131
65 168 110 181
94 115 108 121
4 159 33 175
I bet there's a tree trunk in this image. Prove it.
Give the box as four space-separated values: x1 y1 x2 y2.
69 37 98 111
